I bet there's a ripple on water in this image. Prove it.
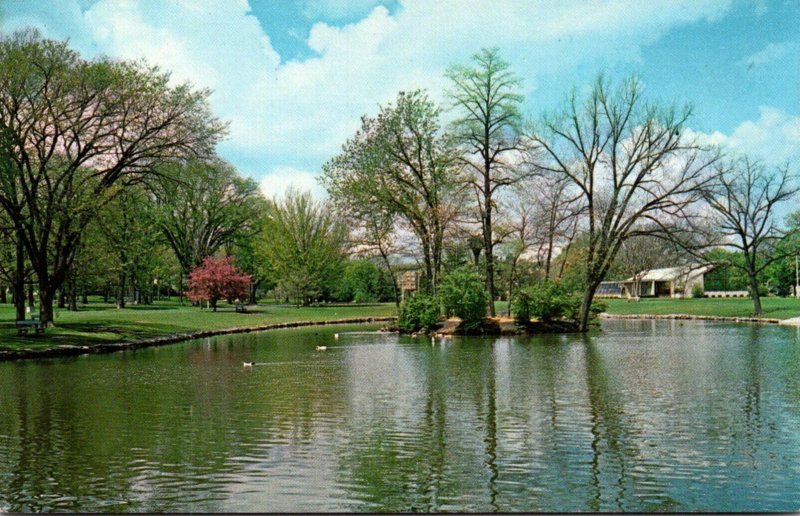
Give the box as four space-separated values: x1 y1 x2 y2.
0 321 799 512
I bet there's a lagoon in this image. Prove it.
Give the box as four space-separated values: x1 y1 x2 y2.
0 320 799 512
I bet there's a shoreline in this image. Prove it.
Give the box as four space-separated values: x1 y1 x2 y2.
0 316 397 363
600 313 784 325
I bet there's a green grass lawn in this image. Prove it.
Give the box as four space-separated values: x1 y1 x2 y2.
603 296 800 320
0 299 397 351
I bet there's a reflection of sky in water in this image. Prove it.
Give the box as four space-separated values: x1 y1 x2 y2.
0 321 798 512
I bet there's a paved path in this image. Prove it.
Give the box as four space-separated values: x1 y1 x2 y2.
778 317 800 326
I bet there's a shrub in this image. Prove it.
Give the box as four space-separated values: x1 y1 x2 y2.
332 259 387 303
398 293 440 332
589 297 608 319
438 267 487 332
515 281 606 324
512 289 531 324
526 281 573 322
691 283 705 298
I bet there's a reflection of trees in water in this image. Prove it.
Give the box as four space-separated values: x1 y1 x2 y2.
742 325 762 464
332 338 504 512
581 336 678 512
0 364 131 512
482 348 499 512
3 326 798 512
0 329 355 513
332 340 446 512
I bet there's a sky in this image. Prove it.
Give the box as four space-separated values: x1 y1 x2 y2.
1 0 798 199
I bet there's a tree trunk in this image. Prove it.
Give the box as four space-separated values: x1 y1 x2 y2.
13 242 25 321
376 244 400 307
507 257 518 316
38 280 55 327
577 283 599 333
545 224 555 280
249 281 259 305
484 196 496 317
82 289 88 305
68 275 78 311
58 289 66 309
421 237 435 296
13 279 25 321
748 271 762 316
0 283 5 304
117 271 126 309
484 240 497 316
27 283 34 308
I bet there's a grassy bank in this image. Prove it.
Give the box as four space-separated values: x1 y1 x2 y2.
0 299 397 351
603 297 800 320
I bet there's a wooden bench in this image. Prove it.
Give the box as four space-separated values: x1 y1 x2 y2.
234 304 247 313
16 313 44 335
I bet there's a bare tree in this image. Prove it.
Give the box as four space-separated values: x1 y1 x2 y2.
616 234 685 299
446 48 526 315
341 208 401 306
701 157 799 315
531 75 718 331
525 174 583 279
495 186 537 313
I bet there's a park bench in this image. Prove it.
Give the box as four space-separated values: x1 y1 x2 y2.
16 313 44 335
235 304 247 313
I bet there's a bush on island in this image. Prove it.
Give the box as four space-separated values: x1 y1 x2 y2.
514 281 606 324
438 267 487 332
398 293 440 332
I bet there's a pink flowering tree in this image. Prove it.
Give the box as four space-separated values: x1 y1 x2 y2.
185 257 251 311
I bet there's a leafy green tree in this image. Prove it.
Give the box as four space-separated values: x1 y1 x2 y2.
0 30 224 326
226 207 274 305
446 48 526 316
0 209 30 319
438 267 487 332
336 206 401 305
322 90 463 294
764 211 800 296
153 158 262 298
258 189 346 306
703 249 750 291
95 186 164 308
334 259 393 303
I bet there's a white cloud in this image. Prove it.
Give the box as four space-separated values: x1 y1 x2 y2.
738 41 793 69
259 166 326 200
688 106 800 165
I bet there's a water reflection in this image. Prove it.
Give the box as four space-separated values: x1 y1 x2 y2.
0 322 798 512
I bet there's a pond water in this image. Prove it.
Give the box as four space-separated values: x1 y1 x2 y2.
0 320 799 512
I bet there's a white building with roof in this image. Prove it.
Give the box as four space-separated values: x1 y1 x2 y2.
598 265 719 299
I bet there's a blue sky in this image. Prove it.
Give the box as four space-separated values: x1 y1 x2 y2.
1 0 798 197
